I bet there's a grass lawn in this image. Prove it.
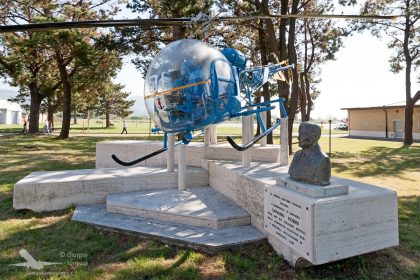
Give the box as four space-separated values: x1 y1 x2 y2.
0 119 347 136
0 134 418 279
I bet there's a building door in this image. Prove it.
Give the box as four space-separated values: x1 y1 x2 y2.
394 120 404 138
11 111 19 124
0 110 6 124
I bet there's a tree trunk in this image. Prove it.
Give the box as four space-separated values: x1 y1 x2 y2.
287 0 300 155
404 100 414 145
304 72 313 121
278 0 290 106
301 21 312 122
73 109 78 124
47 95 55 128
260 0 288 137
257 20 273 144
87 110 90 131
105 110 110 128
263 85 273 144
403 11 413 146
300 72 308 121
28 83 42 134
56 49 72 139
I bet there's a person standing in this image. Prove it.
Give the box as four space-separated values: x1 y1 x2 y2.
22 119 28 134
121 120 128 134
44 119 50 134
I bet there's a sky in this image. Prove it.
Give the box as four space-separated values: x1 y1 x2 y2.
1 3 418 120
314 32 411 119
114 28 416 119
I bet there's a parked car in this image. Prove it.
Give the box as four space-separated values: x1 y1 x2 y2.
335 122 348 130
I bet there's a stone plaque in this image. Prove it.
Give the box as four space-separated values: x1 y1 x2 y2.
264 185 313 260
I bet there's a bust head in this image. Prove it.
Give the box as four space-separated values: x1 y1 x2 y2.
298 122 321 149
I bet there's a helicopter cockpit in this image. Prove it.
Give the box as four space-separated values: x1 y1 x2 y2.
144 39 241 134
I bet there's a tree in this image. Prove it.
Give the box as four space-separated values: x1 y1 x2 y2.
120 0 213 76
98 81 134 128
296 1 349 121
360 0 419 145
0 0 123 138
41 1 122 139
0 1 61 133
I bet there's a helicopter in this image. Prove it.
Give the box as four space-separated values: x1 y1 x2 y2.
0 11 400 166
116 38 294 166
103 36 294 166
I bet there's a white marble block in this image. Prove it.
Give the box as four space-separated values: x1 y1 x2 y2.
208 161 398 266
96 141 282 169
276 176 349 198
265 182 399 265
13 166 209 212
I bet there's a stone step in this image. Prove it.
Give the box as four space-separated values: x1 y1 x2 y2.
106 187 251 229
72 204 266 252
14 166 208 212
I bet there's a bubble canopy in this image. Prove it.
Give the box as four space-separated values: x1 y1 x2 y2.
144 39 239 133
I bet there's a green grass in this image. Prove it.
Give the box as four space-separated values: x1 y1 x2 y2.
0 134 418 279
0 119 346 135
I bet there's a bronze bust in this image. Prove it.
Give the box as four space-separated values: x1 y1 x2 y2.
288 122 331 186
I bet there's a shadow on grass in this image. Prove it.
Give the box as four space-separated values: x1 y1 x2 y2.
0 214 148 279
398 196 420 253
115 250 195 280
332 145 420 178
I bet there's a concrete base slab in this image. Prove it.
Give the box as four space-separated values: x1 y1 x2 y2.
276 176 349 198
107 187 251 229
72 204 266 252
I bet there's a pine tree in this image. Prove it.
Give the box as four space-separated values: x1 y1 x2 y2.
359 0 420 145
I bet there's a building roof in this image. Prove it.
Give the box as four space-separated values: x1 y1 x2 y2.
342 103 420 110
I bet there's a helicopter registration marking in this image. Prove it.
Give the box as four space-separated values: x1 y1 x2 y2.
145 79 211 99
154 96 167 110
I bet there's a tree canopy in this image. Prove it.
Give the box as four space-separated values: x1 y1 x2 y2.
0 0 126 138
358 0 419 145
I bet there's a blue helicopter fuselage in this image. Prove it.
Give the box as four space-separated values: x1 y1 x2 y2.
144 39 245 134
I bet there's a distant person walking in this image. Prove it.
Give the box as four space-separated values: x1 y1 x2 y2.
22 119 28 134
44 119 50 134
121 120 128 134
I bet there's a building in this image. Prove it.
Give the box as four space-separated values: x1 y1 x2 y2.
0 99 22 124
342 104 420 140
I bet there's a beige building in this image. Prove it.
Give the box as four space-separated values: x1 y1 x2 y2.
343 104 420 140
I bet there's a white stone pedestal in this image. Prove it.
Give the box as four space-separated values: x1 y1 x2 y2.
276 176 349 198
264 182 399 266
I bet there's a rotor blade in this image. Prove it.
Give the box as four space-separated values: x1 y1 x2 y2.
0 18 192 33
0 13 402 33
217 14 401 21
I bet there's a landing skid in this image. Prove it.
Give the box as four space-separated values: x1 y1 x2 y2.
226 118 282 151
